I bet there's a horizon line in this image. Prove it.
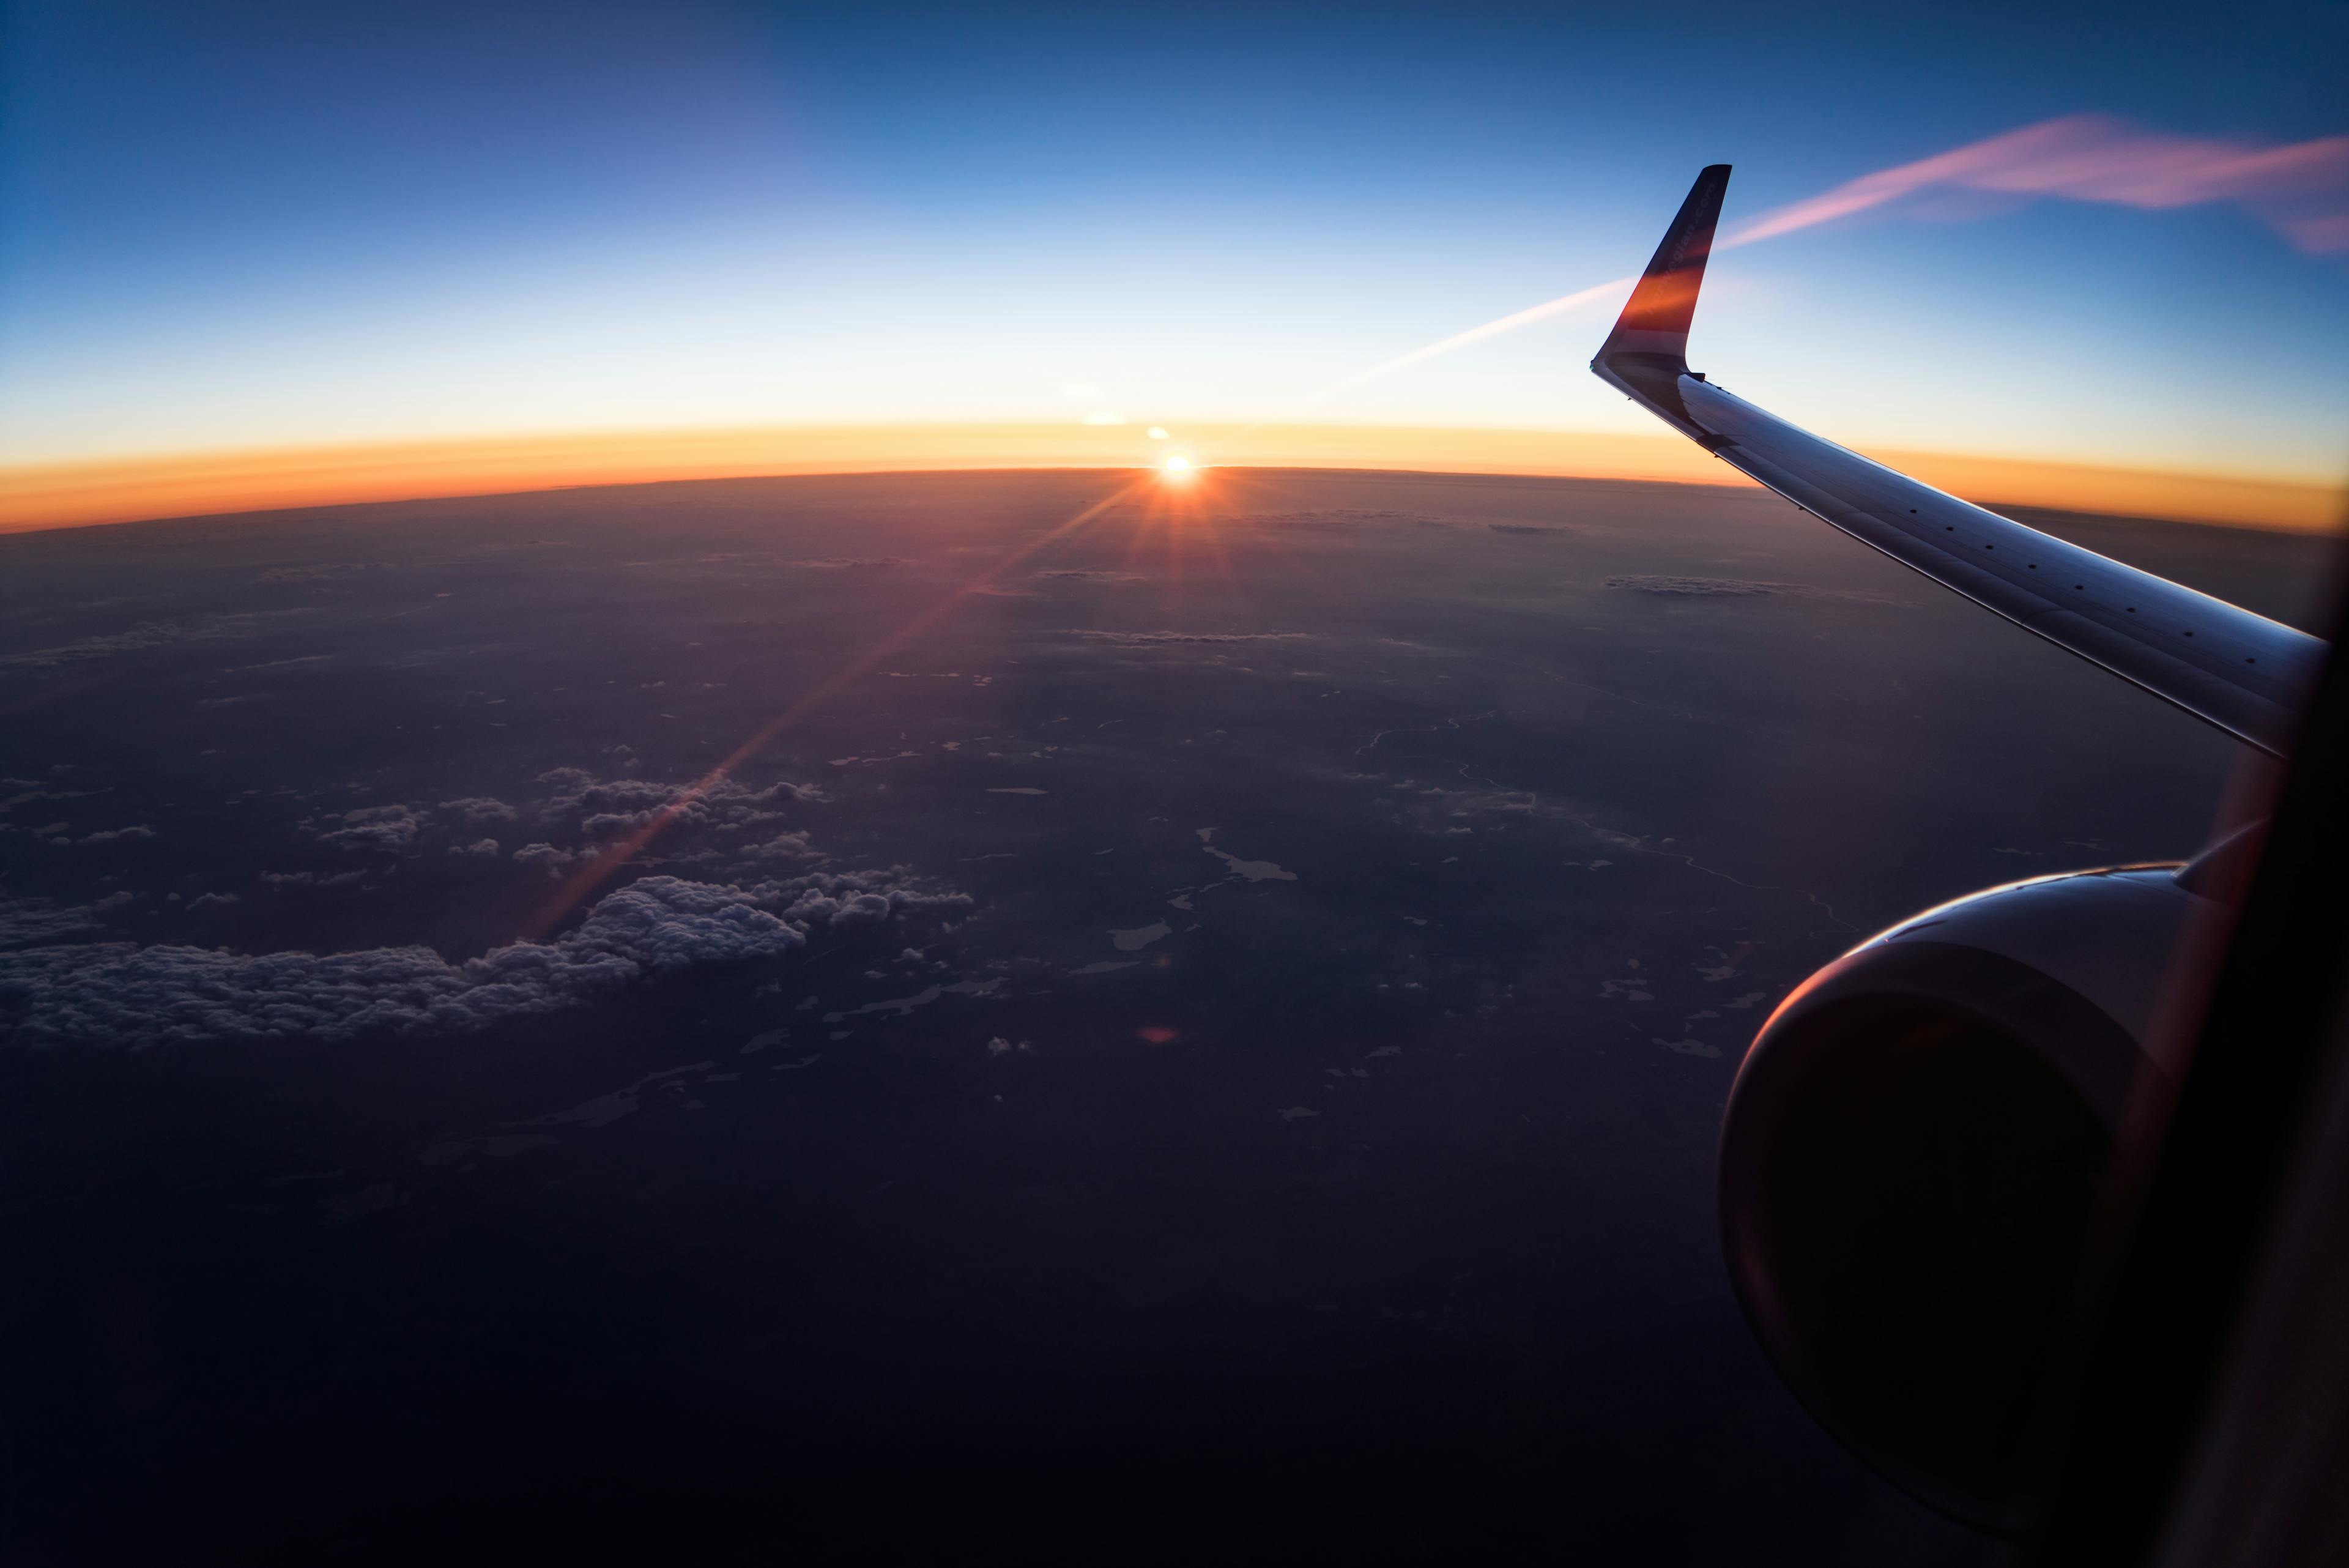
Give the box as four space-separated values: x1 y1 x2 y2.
3 422 2342 537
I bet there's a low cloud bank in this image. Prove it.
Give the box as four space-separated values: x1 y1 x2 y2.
0 870 969 1048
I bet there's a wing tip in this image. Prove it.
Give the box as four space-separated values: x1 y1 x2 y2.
1596 165 1733 368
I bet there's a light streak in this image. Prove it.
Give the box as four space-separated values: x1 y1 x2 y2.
519 474 1157 937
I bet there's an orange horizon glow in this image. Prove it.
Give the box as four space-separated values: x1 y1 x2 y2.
1 421 2341 536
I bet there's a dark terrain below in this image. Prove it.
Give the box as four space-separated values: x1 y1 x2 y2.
1 467 2337 1562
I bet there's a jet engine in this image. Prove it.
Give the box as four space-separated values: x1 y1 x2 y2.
1716 844 2247 1532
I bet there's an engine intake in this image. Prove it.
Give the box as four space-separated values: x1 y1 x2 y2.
1718 864 2230 1531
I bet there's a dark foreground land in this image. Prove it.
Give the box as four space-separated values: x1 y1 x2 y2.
1 469 2337 1562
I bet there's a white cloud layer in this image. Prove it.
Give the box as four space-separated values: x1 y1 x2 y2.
0 870 969 1047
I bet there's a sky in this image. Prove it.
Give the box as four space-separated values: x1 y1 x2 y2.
3 0 2348 528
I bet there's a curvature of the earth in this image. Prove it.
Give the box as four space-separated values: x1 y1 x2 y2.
1 468 2330 1561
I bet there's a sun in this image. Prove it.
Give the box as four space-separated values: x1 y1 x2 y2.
1159 453 1195 482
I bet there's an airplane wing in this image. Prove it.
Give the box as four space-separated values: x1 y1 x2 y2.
1592 165 2328 757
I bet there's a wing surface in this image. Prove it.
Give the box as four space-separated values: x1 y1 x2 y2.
1592 165 2326 757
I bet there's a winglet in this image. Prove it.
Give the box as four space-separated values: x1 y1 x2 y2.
1596 164 1731 369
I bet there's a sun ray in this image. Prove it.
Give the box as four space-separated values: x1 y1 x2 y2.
518 473 1157 939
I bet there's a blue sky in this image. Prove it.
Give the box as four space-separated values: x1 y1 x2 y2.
4 0 2347 483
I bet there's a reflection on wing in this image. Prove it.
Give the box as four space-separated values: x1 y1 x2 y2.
1592 165 2327 757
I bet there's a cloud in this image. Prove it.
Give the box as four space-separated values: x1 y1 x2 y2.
0 620 212 671
1726 114 2349 255
774 868 971 929
1603 574 1891 605
0 871 970 1047
0 612 311 672
1110 921 1171 952
0 893 132 950
258 562 385 584
317 804 423 852
513 842 579 878
1606 574 1776 596
78 824 157 844
818 978 1001 1023
0 759 902 1047
0 783 95 815
1080 412 1127 426
532 768 820 838
1203 841 1296 883
1067 630 1311 645
1233 510 1441 530
735 830 820 864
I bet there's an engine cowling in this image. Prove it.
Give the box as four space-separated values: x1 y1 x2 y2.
1717 860 2238 1533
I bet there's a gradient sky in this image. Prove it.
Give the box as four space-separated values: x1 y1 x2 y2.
4 0 2348 506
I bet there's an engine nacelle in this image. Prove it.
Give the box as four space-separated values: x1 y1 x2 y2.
1718 860 2236 1533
